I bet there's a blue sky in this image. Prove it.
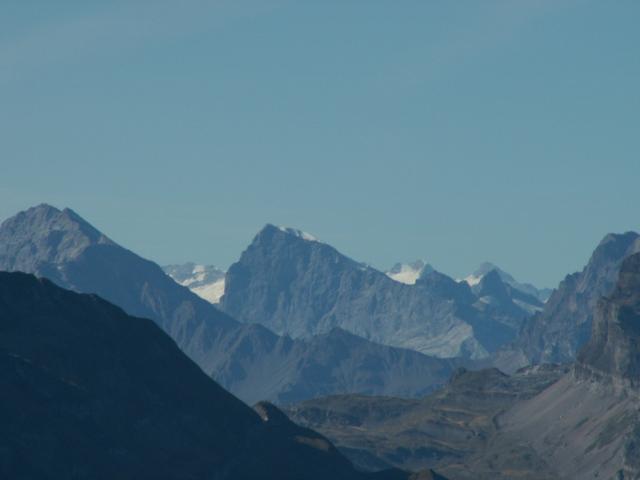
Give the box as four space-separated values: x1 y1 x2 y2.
1 0 639 287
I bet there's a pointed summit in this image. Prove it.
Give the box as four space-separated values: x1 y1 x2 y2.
0 204 112 274
476 269 511 302
222 225 514 359
257 223 319 242
0 203 240 371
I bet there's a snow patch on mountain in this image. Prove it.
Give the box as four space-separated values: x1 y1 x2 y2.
386 260 428 285
277 226 318 242
163 263 226 304
463 274 483 287
191 278 226 304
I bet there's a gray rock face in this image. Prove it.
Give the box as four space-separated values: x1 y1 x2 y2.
0 204 456 404
0 271 411 480
575 252 640 388
505 231 640 368
471 269 542 330
221 225 526 359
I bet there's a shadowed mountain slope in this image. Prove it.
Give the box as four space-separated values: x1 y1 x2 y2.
0 271 418 480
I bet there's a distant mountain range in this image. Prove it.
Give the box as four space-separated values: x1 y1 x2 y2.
0 271 417 480
0 205 455 404
3 203 640 478
163 262 226 303
3 204 637 398
220 224 537 359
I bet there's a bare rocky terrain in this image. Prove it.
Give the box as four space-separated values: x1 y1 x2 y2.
287 253 640 479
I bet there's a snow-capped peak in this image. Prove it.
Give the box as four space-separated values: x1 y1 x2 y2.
459 262 551 303
277 226 318 242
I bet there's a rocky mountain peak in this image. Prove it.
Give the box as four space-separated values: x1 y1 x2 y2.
575 252 640 388
0 204 112 274
258 223 319 243
416 268 475 303
476 269 510 300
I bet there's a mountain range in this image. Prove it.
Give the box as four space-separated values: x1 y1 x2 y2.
220 224 537 359
0 205 455 404
3 202 640 478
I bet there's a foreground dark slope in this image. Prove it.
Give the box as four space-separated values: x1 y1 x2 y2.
222 225 526 359
0 204 454 403
0 271 418 480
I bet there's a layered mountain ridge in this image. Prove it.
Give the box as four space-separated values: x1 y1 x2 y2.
0 204 455 404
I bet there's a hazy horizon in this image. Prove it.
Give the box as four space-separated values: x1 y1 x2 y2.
2 1 639 287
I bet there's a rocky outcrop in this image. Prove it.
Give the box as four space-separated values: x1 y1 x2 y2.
498 231 640 370
493 254 640 480
575 252 640 388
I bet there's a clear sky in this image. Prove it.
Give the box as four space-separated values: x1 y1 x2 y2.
1 0 639 287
